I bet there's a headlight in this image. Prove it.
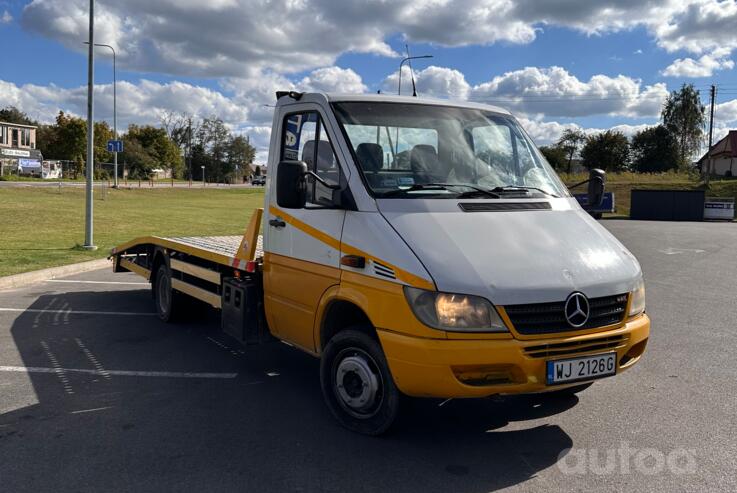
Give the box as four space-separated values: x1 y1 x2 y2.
628 279 646 317
404 287 507 332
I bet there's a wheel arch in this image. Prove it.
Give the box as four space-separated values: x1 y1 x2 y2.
316 293 376 353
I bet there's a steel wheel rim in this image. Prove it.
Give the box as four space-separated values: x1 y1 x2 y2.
157 271 170 315
332 347 384 419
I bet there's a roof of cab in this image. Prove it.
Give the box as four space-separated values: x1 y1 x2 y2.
277 91 512 116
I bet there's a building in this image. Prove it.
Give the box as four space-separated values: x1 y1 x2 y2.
698 130 737 177
0 121 44 176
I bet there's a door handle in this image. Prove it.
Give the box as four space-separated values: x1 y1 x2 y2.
269 219 286 228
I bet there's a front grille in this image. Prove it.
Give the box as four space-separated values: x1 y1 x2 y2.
505 293 629 335
523 334 629 359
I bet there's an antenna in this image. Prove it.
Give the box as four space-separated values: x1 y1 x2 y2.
397 48 433 96
406 45 418 97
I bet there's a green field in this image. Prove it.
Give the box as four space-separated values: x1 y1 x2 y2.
562 171 737 217
2 173 736 277
0 187 265 277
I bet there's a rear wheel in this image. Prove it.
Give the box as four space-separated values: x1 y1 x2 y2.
320 329 400 435
154 263 180 322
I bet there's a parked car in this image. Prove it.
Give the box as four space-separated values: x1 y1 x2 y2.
252 177 266 186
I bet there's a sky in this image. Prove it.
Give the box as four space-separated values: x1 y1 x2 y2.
2 0 737 162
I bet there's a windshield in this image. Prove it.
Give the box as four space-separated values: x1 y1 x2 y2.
332 102 568 199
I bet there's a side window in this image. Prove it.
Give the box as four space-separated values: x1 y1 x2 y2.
281 111 341 205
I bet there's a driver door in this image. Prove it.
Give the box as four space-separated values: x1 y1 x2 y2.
263 108 345 352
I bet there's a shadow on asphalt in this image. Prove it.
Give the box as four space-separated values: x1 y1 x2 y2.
1 290 576 492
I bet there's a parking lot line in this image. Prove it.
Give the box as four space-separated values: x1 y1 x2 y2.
0 307 156 317
0 366 238 379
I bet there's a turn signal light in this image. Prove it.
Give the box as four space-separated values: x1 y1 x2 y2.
340 255 366 269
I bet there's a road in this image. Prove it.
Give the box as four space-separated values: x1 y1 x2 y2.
0 220 735 492
0 180 262 189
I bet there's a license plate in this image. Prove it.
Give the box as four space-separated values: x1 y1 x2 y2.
546 352 616 385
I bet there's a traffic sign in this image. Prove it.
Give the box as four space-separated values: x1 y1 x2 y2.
107 140 123 153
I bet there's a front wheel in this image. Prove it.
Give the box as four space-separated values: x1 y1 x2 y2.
320 329 400 435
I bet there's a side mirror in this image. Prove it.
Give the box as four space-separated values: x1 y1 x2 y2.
276 160 307 209
587 168 606 208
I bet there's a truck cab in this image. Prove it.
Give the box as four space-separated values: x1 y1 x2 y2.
113 92 649 435
264 92 648 433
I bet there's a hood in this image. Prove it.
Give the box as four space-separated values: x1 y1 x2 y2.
378 198 641 306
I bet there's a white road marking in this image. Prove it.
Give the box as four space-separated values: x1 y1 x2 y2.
46 279 149 286
658 247 706 255
40 341 74 395
75 338 111 380
0 308 156 317
0 366 238 379
206 336 241 356
70 406 113 415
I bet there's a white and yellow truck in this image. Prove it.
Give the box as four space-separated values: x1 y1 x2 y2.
111 92 650 435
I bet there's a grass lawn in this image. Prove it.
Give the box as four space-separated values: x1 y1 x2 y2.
562 171 737 217
0 187 265 277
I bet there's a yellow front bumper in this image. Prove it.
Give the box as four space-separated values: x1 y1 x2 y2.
378 314 650 398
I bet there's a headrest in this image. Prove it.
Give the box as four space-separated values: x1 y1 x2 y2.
356 143 383 172
410 144 444 182
302 140 335 171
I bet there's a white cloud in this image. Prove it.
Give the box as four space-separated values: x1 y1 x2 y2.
716 99 737 124
383 66 471 100
662 50 735 77
20 0 737 79
473 66 668 118
0 78 247 130
380 65 668 119
1 10 12 24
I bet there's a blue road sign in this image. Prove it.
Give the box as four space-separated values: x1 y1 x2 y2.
107 140 124 153
574 192 615 213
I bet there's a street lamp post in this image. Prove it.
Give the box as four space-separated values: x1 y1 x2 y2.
83 0 96 250
201 166 205 188
85 41 117 187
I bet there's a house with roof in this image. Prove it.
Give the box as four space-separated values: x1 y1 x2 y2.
698 130 737 177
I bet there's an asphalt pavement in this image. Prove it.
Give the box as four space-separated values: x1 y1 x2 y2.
0 220 735 492
0 181 261 189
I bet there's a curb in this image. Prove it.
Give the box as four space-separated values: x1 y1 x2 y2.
0 258 112 291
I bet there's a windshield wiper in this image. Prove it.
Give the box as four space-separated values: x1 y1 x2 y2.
381 183 455 197
382 183 501 199
491 185 559 198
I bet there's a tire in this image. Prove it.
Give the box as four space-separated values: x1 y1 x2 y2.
320 329 400 436
545 382 593 397
154 263 180 323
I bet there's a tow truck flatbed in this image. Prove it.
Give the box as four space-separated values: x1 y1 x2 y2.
111 209 265 310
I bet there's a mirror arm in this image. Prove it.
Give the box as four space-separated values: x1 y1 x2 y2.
305 170 341 190
568 178 593 189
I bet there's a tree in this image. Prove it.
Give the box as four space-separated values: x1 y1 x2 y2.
227 135 256 182
580 130 630 171
0 106 37 126
661 84 706 168
93 121 113 167
36 124 59 159
630 125 680 173
539 145 568 171
556 128 586 173
126 124 184 177
54 112 87 162
121 138 157 179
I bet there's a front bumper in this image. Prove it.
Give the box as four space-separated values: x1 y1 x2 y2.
378 314 650 398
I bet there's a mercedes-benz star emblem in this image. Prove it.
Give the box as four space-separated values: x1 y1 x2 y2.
564 292 590 328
